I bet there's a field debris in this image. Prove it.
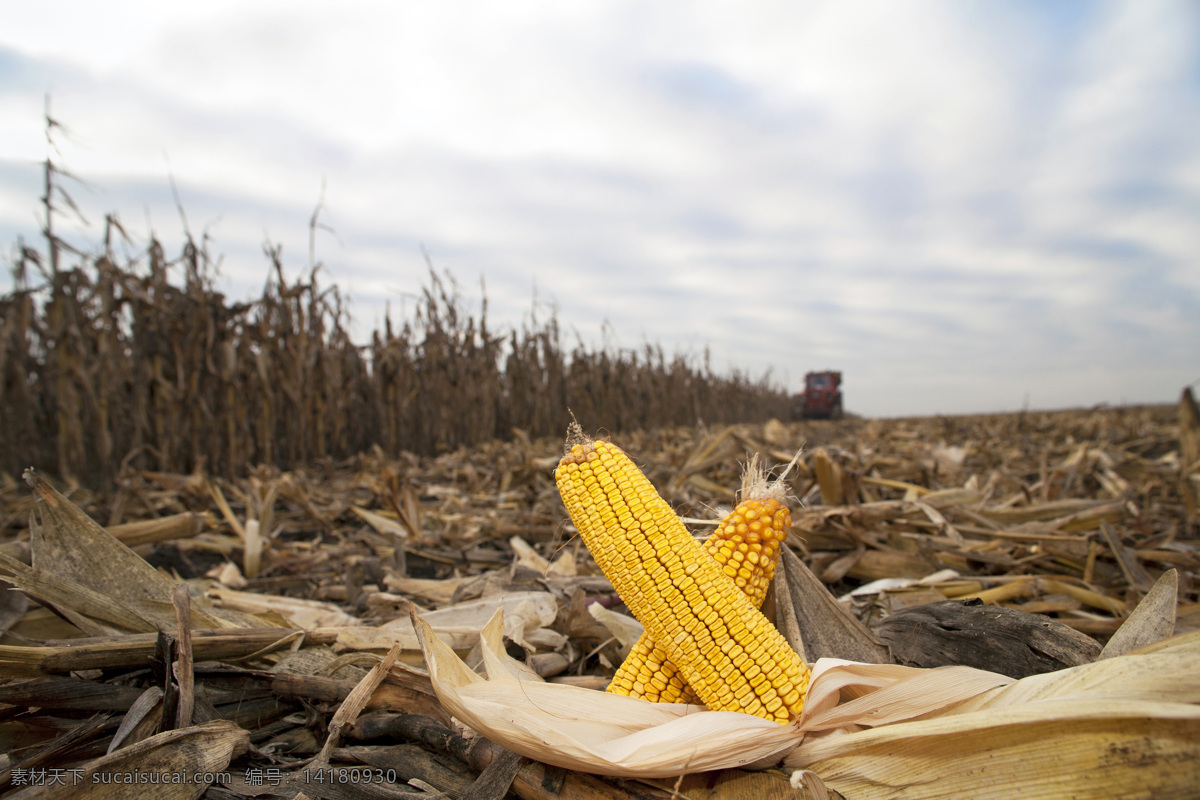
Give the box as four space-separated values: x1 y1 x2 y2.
1 399 1197 798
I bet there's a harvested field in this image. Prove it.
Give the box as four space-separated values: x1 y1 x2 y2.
1 398 1197 798
4 84 1197 800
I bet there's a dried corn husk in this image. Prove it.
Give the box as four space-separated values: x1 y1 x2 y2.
785 633 1200 799
205 587 359 629
413 608 802 777
340 591 558 653
587 603 645 652
416 603 1200 790
412 607 1012 778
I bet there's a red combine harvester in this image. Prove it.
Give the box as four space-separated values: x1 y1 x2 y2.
797 371 843 420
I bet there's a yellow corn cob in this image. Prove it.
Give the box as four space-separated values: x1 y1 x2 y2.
556 434 810 723
608 471 792 705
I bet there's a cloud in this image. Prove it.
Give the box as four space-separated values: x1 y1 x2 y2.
0 1 1197 418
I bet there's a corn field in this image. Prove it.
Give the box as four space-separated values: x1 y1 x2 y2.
0 219 791 486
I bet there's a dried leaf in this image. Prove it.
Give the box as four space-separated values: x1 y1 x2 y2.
1098 568 1178 659
351 506 410 540
14 472 257 633
797 660 1013 734
793 698 1200 799
318 641 402 762
337 591 557 652
206 587 359 629
510 535 575 577
587 603 645 651
0 551 156 636
383 574 473 605
775 545 893 665
107 686 164 754
24 470 178 607
8 719 247 800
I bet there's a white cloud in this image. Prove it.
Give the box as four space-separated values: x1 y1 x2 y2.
1 1 1197 418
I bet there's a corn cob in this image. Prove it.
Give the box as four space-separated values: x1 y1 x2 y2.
556 434 809 723
608 461 792 705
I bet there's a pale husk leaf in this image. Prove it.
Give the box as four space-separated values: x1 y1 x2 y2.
789 700 1200 800
1098 567 1178 659
587 603 645 650
414 607 803 777
339 591 558 651
785 633 1200 799
935 634 1200 716
413 607 1013 779
797 659 1014 733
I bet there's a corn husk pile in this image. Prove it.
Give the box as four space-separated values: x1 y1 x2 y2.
413 603 1200 797
0 399 1197 799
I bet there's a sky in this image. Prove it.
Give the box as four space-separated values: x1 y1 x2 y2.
1 1 1198 418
